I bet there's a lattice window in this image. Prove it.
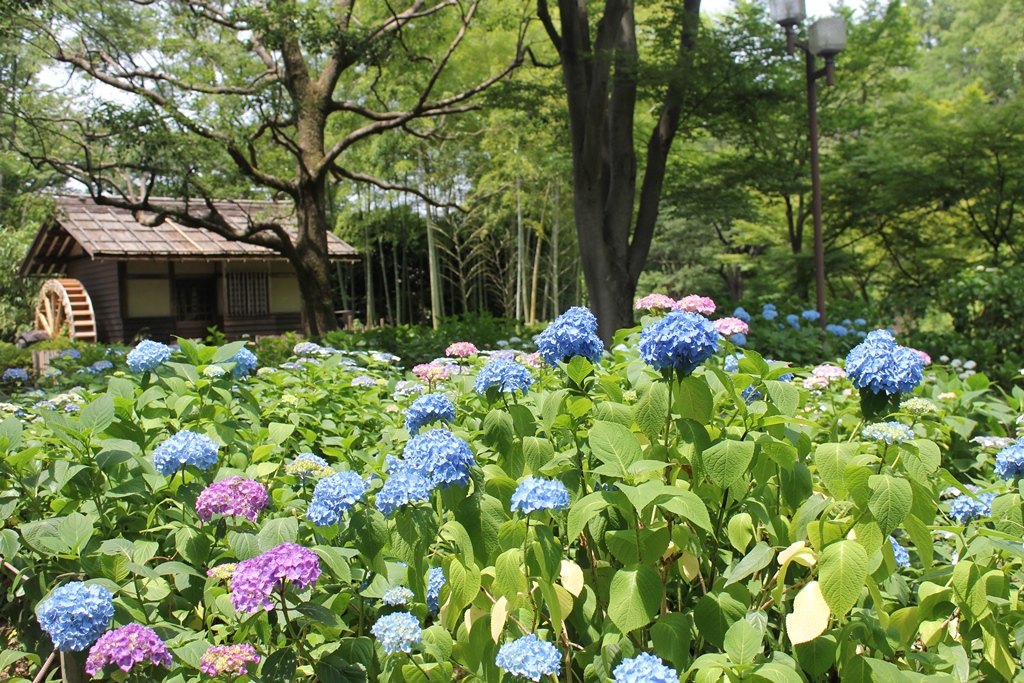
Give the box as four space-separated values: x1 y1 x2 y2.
227 272 269 317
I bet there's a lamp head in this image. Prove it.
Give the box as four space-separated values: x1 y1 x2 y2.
808 16 847 57
767 0 806 27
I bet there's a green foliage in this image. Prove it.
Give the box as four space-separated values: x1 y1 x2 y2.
0 312 1020 682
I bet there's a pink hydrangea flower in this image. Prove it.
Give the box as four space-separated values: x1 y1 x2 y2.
518 352 542 367
230 543 321 613
812 364 847 380
200 644 260 677
803 376 829 390
634 293 676 311
714 317 749 337
673 294 716 315
412 363 450 383
195 477 268 523
911 348 932 365
85 623 172 676
445 342 479 358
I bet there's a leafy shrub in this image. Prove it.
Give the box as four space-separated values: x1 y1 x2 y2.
0 318 1021 682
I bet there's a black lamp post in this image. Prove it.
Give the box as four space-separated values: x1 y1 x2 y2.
768 0 846 329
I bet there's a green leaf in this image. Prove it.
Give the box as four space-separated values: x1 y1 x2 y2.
442 557 480 630
654 488 713 531
79 394 115 433
902 514 933 569
315 654 368 683
297 601 343 630
814 443 858 498
58 512 94 555
261 648 298 683
817 540 869 617
495 548 526 602
674 375 714 424
566 356 594 385
567 490 623 539
0 416 22 452
694 586 748 649
727 512 754 552
212 340 249 363
258 517 298 553
589 421 643 476
764 380 800 416
726 542 776 587
607 564 663 633
724 618 763 667
634 382 670 442
315 546 353 584
268 422 295 446
703 439 756 488
867 474 912 536
651 612 692 670
793 634 837 679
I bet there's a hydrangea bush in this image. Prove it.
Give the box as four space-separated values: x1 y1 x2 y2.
0 316 1022 683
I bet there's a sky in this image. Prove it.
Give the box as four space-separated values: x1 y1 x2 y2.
702 0 843 19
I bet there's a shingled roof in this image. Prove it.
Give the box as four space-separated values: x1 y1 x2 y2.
21 196 358 276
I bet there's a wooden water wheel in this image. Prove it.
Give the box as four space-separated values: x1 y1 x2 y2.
34 278 97 342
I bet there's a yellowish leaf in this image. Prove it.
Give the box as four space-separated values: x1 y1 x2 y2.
491 596 509 643
560 560 585 597
787 581 831 644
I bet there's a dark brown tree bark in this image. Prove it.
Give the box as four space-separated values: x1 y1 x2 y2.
538 0 701 343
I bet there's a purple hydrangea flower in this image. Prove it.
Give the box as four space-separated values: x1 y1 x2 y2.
405 393 457 435
535 306 604 365
85 623 173 676
195 477 268 522
37 582 114 652
495 634 561 681
230 543 322 613
510 477 570 514
200 644 260 677
152 430 220 476
306 471 370 526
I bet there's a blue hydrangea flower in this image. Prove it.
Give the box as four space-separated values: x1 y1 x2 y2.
742 386 762 403
732 307 750 323
889 537 910 568
371 612 422 654
995 438 1024 480
427 567 445 613
127 340 172 373
854 318 867 326
724 352 744 373
730 332 747 346
152 430 220 475
403 429 475 488
404 393 456 435
613 652 678 683
306 471 370 526
474 359 533 396
785 314 801 329
511 477 570 514
949 491 996 524
762 304 778 321
382 586 415 606
37 582 114 651
228 348 258 378
639 311 719 376
495 634 561 682
802 309 821 321
2 368 28 382
845 330 924 395
90 360 114 372
535 307 604 365
375 465 432 516
60 349 82 359
862 421 914 445
826 324 848 336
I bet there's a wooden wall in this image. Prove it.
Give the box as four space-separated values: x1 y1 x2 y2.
65 259 124 343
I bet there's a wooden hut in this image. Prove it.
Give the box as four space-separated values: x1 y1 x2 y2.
19 196 358 343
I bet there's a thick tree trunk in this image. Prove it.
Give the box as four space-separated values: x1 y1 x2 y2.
292 182 338 337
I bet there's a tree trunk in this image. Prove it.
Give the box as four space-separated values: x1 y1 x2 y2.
292 182 338 337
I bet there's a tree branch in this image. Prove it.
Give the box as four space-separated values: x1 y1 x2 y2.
329 163 465 212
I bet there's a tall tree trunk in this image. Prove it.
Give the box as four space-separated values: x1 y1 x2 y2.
541 0 701 343
551 179 559 318
529 227 543 324
292 181 338 337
